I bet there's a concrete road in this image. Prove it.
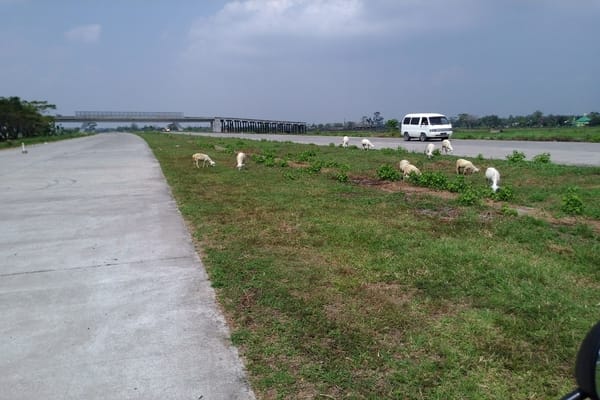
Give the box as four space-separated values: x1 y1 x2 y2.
0 133 255 400
185 132 600 166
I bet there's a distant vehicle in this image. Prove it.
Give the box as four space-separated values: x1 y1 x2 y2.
401 113 453 141
162 127 170 132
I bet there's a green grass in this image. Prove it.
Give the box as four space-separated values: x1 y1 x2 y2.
140 132 599 399
0 132 92 149
309 126 600 142
452 126 600 142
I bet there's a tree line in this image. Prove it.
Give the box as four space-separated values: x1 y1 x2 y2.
0 97 57 141
450 111 600 129
309 110 600 131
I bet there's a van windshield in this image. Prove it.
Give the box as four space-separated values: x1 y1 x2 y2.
429 116 449 125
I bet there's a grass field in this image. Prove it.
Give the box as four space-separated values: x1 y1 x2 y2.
311 126 600 143
0 132 91 149
140 132 599 399
451 126 600 142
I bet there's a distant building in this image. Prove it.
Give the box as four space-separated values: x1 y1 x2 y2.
574 116 591 127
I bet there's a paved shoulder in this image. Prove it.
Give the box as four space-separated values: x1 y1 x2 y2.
0 133 255 399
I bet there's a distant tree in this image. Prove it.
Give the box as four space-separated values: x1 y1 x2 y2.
385 118 399 131
361 115 372 128
479 115 502 128
529 110 544 127
372 111 384 128
0 96 56 140
588 112 600 126
455 113 478 129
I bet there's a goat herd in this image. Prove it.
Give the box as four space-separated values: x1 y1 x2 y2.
191 136 501 193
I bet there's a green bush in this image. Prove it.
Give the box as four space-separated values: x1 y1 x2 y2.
457 188 481 206
297 150 317 162
491 185 515 201
561 187 584 215
376 164 401 181
412 171 448 190
532 152 552 164
501 205 519 216
335 171 349 183
506 150 527 163
447 175 469 193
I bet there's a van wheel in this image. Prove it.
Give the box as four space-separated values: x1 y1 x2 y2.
403 133 410 141
419 133 427 142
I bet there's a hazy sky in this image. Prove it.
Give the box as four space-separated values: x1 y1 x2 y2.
1 0 599 124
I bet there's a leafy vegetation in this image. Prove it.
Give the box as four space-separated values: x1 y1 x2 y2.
0 96 57 140
140 132 599 399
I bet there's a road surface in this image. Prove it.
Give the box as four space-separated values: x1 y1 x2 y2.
0 133 255 400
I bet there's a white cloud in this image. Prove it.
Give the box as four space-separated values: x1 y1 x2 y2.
183 0 482 61
65 24 101 44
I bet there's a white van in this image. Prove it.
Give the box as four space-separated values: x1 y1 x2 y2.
401 113 453 141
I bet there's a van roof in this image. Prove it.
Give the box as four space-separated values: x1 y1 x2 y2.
402 113 447 118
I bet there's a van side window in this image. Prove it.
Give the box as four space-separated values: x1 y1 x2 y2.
403 117 411 125
410 117 419 125
421 118 428 125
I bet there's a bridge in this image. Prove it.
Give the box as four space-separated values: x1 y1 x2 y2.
54 111 307 134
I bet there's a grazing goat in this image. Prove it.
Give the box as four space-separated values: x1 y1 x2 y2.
485 167 501 192
342 136 350 147
236 152 246 170
425 143 435 159
361 138 374 150
402 164 421 178
441 139 453 154
398 159 421 178
456 159 480 175
192 153 216 168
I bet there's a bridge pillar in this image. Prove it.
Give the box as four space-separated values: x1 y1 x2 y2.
212 118 222 133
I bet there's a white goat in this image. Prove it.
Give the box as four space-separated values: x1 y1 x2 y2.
342 136 350 147
441 139 453 154
236 152 246 170
425 143 435 159
192 153 216 168
456 159 480 175
485 167 501 192
402 164 421 178
361 138 374 150
398 159 421 178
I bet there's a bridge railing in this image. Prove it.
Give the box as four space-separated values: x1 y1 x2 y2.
74 111 184 119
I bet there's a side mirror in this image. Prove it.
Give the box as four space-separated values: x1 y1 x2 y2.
562 321 600 400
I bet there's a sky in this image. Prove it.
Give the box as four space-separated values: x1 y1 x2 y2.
1 0 599 124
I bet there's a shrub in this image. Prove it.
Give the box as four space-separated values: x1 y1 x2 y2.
306 160 324 174
492 185 515 201
561 187 584 215
532 152 551 164
457 188 481 206
412 171 448 190
297 150 317 162
335 171 349 183
252 153 276 166
376 164 401 181
506 150 526 163
501 205 519 216
447 175 469 193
